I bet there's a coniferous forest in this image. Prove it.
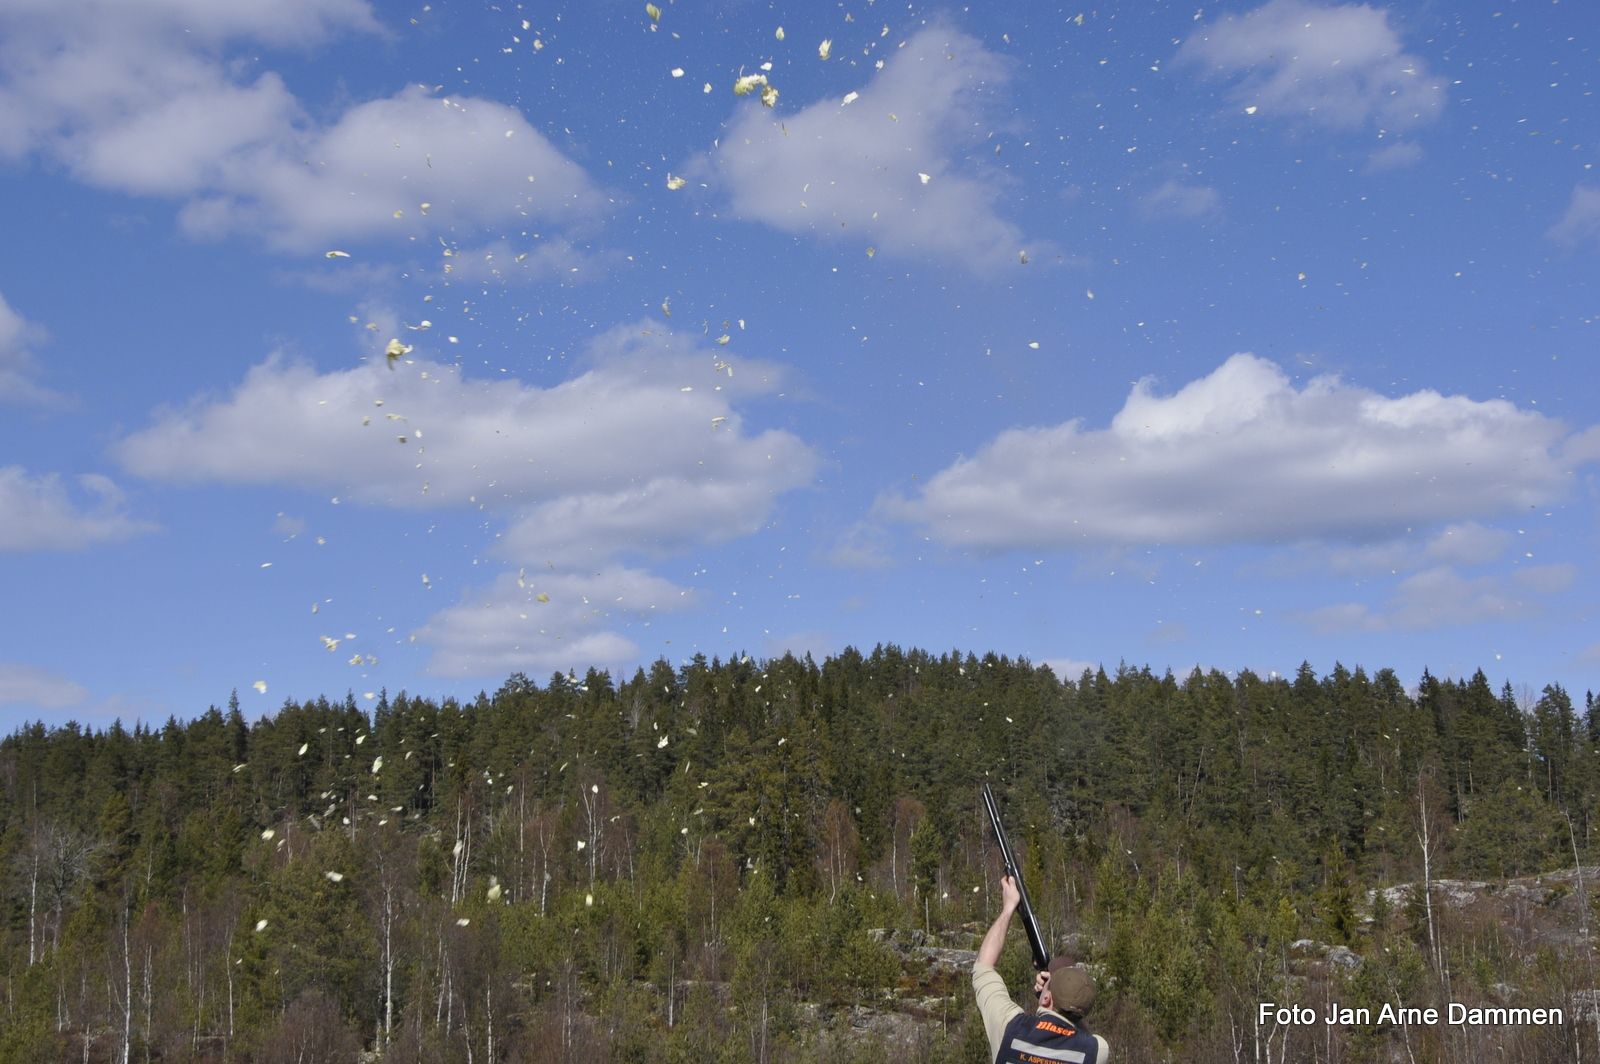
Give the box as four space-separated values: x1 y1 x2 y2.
3 648 1599 1064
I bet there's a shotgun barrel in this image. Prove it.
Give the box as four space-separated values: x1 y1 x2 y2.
982 783 1050 971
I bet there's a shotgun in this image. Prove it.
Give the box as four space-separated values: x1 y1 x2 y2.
982 783 1050 971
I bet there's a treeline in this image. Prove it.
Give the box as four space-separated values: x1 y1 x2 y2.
1 649 1597 1064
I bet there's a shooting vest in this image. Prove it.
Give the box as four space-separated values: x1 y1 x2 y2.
995 1010 1102 1064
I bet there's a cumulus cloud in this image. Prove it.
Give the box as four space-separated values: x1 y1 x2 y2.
116 322 817 676
1297 566 1548 633
824 521 898 571
0 292 65 406
1365 140 1424 172
0 663 89 708
0 466 154 551
702 24 1029 267
418 566 692 678
116 324 813 512
0 0 599 250
1178 0 1444 131
1137 180 1220 221
1548 186 1600 246
1041 658 1098 681
1261 521 1512 578
429 238 614 287
883 354 1592 551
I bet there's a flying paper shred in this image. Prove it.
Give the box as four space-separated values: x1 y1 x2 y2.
646 3 660 22
760 84 778 107
536 592 550 602
775 26 785 40
667 175 686 190
733 74 767 96
819 39 832 60
252 680 267 693
326 251 350 258
385 339 413 368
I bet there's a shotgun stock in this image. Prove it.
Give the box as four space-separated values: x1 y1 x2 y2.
982 783 1050 971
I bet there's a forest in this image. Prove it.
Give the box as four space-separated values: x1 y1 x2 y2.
3 647 1599 1064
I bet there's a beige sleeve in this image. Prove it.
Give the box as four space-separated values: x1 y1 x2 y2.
1093 1034 1110 1063
971 962 1023 1062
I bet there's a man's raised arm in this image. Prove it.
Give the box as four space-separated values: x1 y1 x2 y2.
972 875 1025 1061
977 875 1021 967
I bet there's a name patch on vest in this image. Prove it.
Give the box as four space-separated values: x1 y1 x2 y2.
1007 1037 1086 1064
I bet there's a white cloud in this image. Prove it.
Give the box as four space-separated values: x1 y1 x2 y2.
1041 658 1098 681
1261 521 1511 578
418 566 691 678
427 239 613 287
1510 563 1578 595
824 521 897 570
0 466 154 551
0 292 64 406
116 322 817 676
117 324 813 514
1146 622 1191 645
1365 141 1424 172
1298 566 1540 633
702 24 1030 267
176 88 602 252
1137 180 1220 221
0 0 599 251
0 663 89 708
1178 0 1444 131
1548 185 1600 246
883 354 1591 551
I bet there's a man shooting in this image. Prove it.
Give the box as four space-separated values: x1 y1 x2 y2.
973 875 1110 1064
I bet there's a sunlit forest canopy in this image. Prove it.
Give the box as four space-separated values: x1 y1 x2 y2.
3 648 1596 1062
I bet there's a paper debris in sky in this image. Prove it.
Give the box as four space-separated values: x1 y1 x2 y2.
819 39 832 60
667 175 686 190
733 74 768 97
775 26 785 40
842 91 858 105
646 4 661 22
384 339 413 368
252 680 267 693
326 251 350 258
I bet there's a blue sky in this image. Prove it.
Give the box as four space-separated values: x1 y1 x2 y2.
0 0 1596 727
